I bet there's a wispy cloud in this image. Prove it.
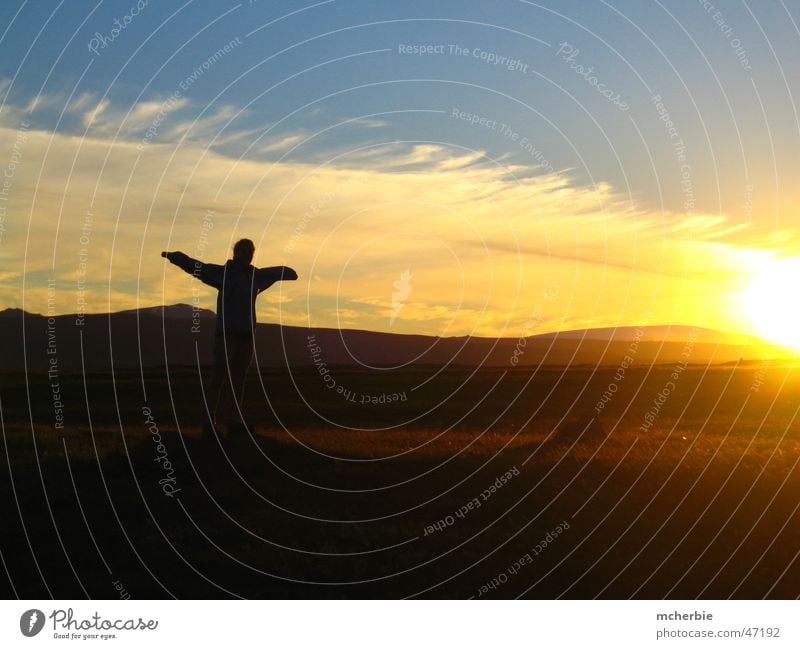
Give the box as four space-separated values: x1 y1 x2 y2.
0 88 790 337
82 98 110 128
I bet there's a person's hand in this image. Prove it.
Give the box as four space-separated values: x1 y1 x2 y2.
161 251 169 259
285 267 298 280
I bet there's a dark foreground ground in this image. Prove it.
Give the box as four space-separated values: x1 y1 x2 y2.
1 362 799 598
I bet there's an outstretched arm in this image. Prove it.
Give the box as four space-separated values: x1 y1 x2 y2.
161 251 225 289
253 265 298 292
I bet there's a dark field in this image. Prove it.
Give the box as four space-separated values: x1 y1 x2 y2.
2 362 799 598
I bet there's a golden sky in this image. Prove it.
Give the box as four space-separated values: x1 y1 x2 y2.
1 93 795 344
4 2 800 348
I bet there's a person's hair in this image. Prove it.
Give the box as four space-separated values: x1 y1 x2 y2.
233 238 255 258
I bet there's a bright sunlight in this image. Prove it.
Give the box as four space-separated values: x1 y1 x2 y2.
741 255 800 351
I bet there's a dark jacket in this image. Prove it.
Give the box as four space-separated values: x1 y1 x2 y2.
166 251 298 335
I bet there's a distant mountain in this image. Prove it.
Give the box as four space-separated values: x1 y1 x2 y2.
538 325 760 345
112 303 216 319
0 305 784 371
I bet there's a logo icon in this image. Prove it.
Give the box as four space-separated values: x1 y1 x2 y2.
20 609 45 637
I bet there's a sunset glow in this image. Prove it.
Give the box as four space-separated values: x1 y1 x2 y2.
741 256 800 351
0 1 798 344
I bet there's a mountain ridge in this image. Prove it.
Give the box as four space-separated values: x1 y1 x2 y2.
0 304 766 344
0 305 784 371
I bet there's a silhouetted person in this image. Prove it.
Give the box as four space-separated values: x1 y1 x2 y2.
161 239 298 438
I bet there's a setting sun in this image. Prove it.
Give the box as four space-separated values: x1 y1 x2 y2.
742 256 800 351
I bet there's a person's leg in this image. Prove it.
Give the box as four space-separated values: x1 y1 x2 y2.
201 334 227 436
225 333 255 435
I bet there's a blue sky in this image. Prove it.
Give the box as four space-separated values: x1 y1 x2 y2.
2 0 796 213
2 1 800 339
